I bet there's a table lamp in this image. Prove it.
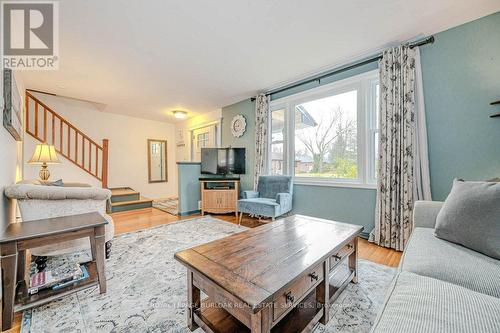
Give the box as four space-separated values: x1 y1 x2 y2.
28 144 61 180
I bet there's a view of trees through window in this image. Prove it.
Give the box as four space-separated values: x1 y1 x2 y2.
269 71 379 185
294 90 358 179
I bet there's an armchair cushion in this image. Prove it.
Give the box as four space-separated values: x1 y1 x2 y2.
257 176 293 199
276 192 292 211
243 190 259 199
238 198 279 217
238 176 293 218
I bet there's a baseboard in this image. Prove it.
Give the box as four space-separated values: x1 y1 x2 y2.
359 231 370 240
178 209 201 216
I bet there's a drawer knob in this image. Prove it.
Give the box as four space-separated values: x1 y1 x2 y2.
347 244 354 249
333 254 341 261
309 272 319 281
285 291 294 304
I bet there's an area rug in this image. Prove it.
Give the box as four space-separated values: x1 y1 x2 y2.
153 197 179 215
21 216 396 333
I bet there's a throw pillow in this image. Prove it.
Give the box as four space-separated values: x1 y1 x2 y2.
39 179 64 186
435 179 500 259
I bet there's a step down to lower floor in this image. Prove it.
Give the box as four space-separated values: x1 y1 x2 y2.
108 187 153 213
109 187 140 203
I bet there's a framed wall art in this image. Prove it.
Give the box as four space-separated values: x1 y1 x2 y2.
3 68 23 141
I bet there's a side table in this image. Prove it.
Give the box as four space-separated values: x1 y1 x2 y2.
0 212 108 331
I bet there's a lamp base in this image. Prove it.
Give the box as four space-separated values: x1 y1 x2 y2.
39 164 50 181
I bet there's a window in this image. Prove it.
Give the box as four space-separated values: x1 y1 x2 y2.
268 70 379 187
270 107 285 175
197 132 210 148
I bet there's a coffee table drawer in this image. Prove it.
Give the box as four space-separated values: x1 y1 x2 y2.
330 240 355 270
273 263 324 321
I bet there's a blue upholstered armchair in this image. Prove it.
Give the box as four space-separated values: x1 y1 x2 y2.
237 176 293 225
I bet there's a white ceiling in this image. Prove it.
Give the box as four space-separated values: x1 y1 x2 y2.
19 0 500 123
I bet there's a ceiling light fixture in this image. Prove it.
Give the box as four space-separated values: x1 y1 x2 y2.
172 110 187 119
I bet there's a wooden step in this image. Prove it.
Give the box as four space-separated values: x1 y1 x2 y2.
110 187 137 196
110 197 152 207
108 196 153 213
109 187 140 203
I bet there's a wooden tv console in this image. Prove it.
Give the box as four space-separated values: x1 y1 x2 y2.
200 178 240 217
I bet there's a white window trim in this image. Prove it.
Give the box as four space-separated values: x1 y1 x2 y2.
268 70 379 188
188 119 222 161
366 78 380 185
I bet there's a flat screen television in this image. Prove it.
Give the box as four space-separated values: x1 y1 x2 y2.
201 148 246 175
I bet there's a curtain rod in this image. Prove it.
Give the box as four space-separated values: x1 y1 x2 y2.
251 36 434 101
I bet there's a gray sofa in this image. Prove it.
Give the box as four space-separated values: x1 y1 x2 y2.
371 201 500 333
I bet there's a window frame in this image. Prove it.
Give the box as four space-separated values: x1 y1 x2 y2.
197 132 209 148
366 78 380 185
269 103 288 176
268 70 379 189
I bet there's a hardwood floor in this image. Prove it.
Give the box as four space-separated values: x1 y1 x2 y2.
110 208 402 267
6 208 401 333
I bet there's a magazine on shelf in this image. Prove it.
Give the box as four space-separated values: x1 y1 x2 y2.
29 263 84 294
53 265 89 290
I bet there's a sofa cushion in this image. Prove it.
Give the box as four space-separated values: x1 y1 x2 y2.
371 271 500 333
434 179 500 259
400 228 500 298
5 184 111 200
237 198 279 217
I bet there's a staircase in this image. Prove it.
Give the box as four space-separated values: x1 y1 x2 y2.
107 188 153 213
25 91 109 187
25 91 154 213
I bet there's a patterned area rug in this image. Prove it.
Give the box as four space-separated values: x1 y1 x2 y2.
152 197 179 215
21 216 396 333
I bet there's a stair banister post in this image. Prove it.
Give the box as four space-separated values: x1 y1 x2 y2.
102 139 109 188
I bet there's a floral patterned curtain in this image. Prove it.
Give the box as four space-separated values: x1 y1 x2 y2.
370 44 431 251
254 94 270 190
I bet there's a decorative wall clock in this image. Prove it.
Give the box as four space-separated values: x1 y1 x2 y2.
231 114 246 138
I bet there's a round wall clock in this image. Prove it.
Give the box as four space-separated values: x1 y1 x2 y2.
231 114 247 138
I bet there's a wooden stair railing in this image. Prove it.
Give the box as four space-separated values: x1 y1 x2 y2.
25 91 109 188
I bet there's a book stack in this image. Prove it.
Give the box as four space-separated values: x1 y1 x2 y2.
29 263 89 294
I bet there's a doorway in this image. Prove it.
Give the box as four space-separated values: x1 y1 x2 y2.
191 124 219 162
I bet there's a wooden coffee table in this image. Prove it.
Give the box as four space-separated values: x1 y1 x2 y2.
175 214 363 333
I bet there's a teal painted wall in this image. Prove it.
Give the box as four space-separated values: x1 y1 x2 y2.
221 99 256 191
420 12 500 200
221 12 500 232
177 162 202 214
293 185 376 234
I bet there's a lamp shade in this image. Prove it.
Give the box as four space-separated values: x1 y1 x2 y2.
28 144 61 164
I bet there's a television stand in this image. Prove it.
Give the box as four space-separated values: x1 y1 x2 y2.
200 179 240 217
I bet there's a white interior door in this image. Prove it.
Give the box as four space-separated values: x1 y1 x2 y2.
192 125 216 162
